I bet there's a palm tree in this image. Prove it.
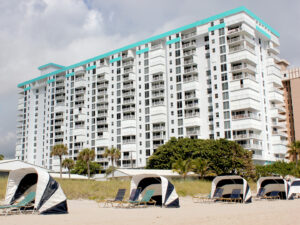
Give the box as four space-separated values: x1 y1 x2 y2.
0 154 4 160
62 158 75 179
103 147 121 177
287 141 300 167
172 158 193 180
50 144 68 179
78 148 95 179
192 158 211 179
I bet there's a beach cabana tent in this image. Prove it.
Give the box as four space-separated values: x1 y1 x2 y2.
257 176 288 199
288 178 300 199
4 167 68 214
211 175 252 203
130 174 179 207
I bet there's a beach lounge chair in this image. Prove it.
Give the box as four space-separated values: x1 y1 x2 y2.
0 192 36 216
263 191 280 200
128 189 156 207
120 188 141 207
98 189 126 207
213 188 224 202
222 189 242 203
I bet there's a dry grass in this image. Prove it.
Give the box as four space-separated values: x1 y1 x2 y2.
57 178 131 200
0 176 258 201
171 179 212 196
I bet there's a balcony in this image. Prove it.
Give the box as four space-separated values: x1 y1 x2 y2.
98 83 109 89
97 120 107 125
123 98 135 104
151 74 164 82
153 126 165 131
183 67 197 75
182 41 196 50
183 59 197 66
232 72 256 81
123 73 135 81
97 74 109 81
75 66 85 75
122 106 136 112
153 134 165 140
186 128 200 136
232 113 261 121
185 112 200 118
152 84 165 90
123 60 134 68
229 44 255 54
241 143 262 150
97 104 109 110
122 91 135 97
152 91 165 98
231 63 256 73
233 133 261 140
123 82 135 90
272 130 288 136
228 35 255 45
182 32 197 40
183 49 196 57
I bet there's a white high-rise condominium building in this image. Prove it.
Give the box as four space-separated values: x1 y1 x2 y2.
16 6 287 171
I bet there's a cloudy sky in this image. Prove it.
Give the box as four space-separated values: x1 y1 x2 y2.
0 0 299 158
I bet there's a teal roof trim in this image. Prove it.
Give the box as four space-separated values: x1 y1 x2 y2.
166 37 181 45
18 6 279 88
86 65 96 71
47 78 56 84
208 23 225 32
24 87 31 91
38 63 65 70
109 57 122 63
136 47 149 55
66 72 75 78
244 8 280 37
256 25 271 39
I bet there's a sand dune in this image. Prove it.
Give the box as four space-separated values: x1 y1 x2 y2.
1 197 300 225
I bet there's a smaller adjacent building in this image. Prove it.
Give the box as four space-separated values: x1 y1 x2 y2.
278 60 300 144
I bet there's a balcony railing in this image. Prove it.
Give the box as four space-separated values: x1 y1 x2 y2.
233 133 260 140
232 114 261 120
182 32 197 40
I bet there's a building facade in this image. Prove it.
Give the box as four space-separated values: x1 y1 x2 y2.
279 60 300 143
16 7 286 170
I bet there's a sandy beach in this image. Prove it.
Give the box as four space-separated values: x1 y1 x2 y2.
1 197 299 225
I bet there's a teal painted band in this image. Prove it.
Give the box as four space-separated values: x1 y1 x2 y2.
66 72 75 78
47 78 56 84
86 65 96 71
166 37 181 45
38 63 65 70
208 23 225 32
244 8 279 37
18 6 279 88
109 56 122 63
24 87 31 91
256 25 271 39
136 47 149 55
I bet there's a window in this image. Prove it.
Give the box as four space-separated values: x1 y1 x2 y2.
221 73 227 81
219 28 225 36
175 42 180 49
204 36 209 42
175 50 180 57
176 67 181 74
223 92 229 100
221 64 227 72
224 111 230 119
220 55 226 63
220 46 226 54
224 121 230 129
178 128 183 135
205 44 210 50
219 36 225 45
222 82 228 90
223 101 229 110
225 131 231 139
175 58 181 65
